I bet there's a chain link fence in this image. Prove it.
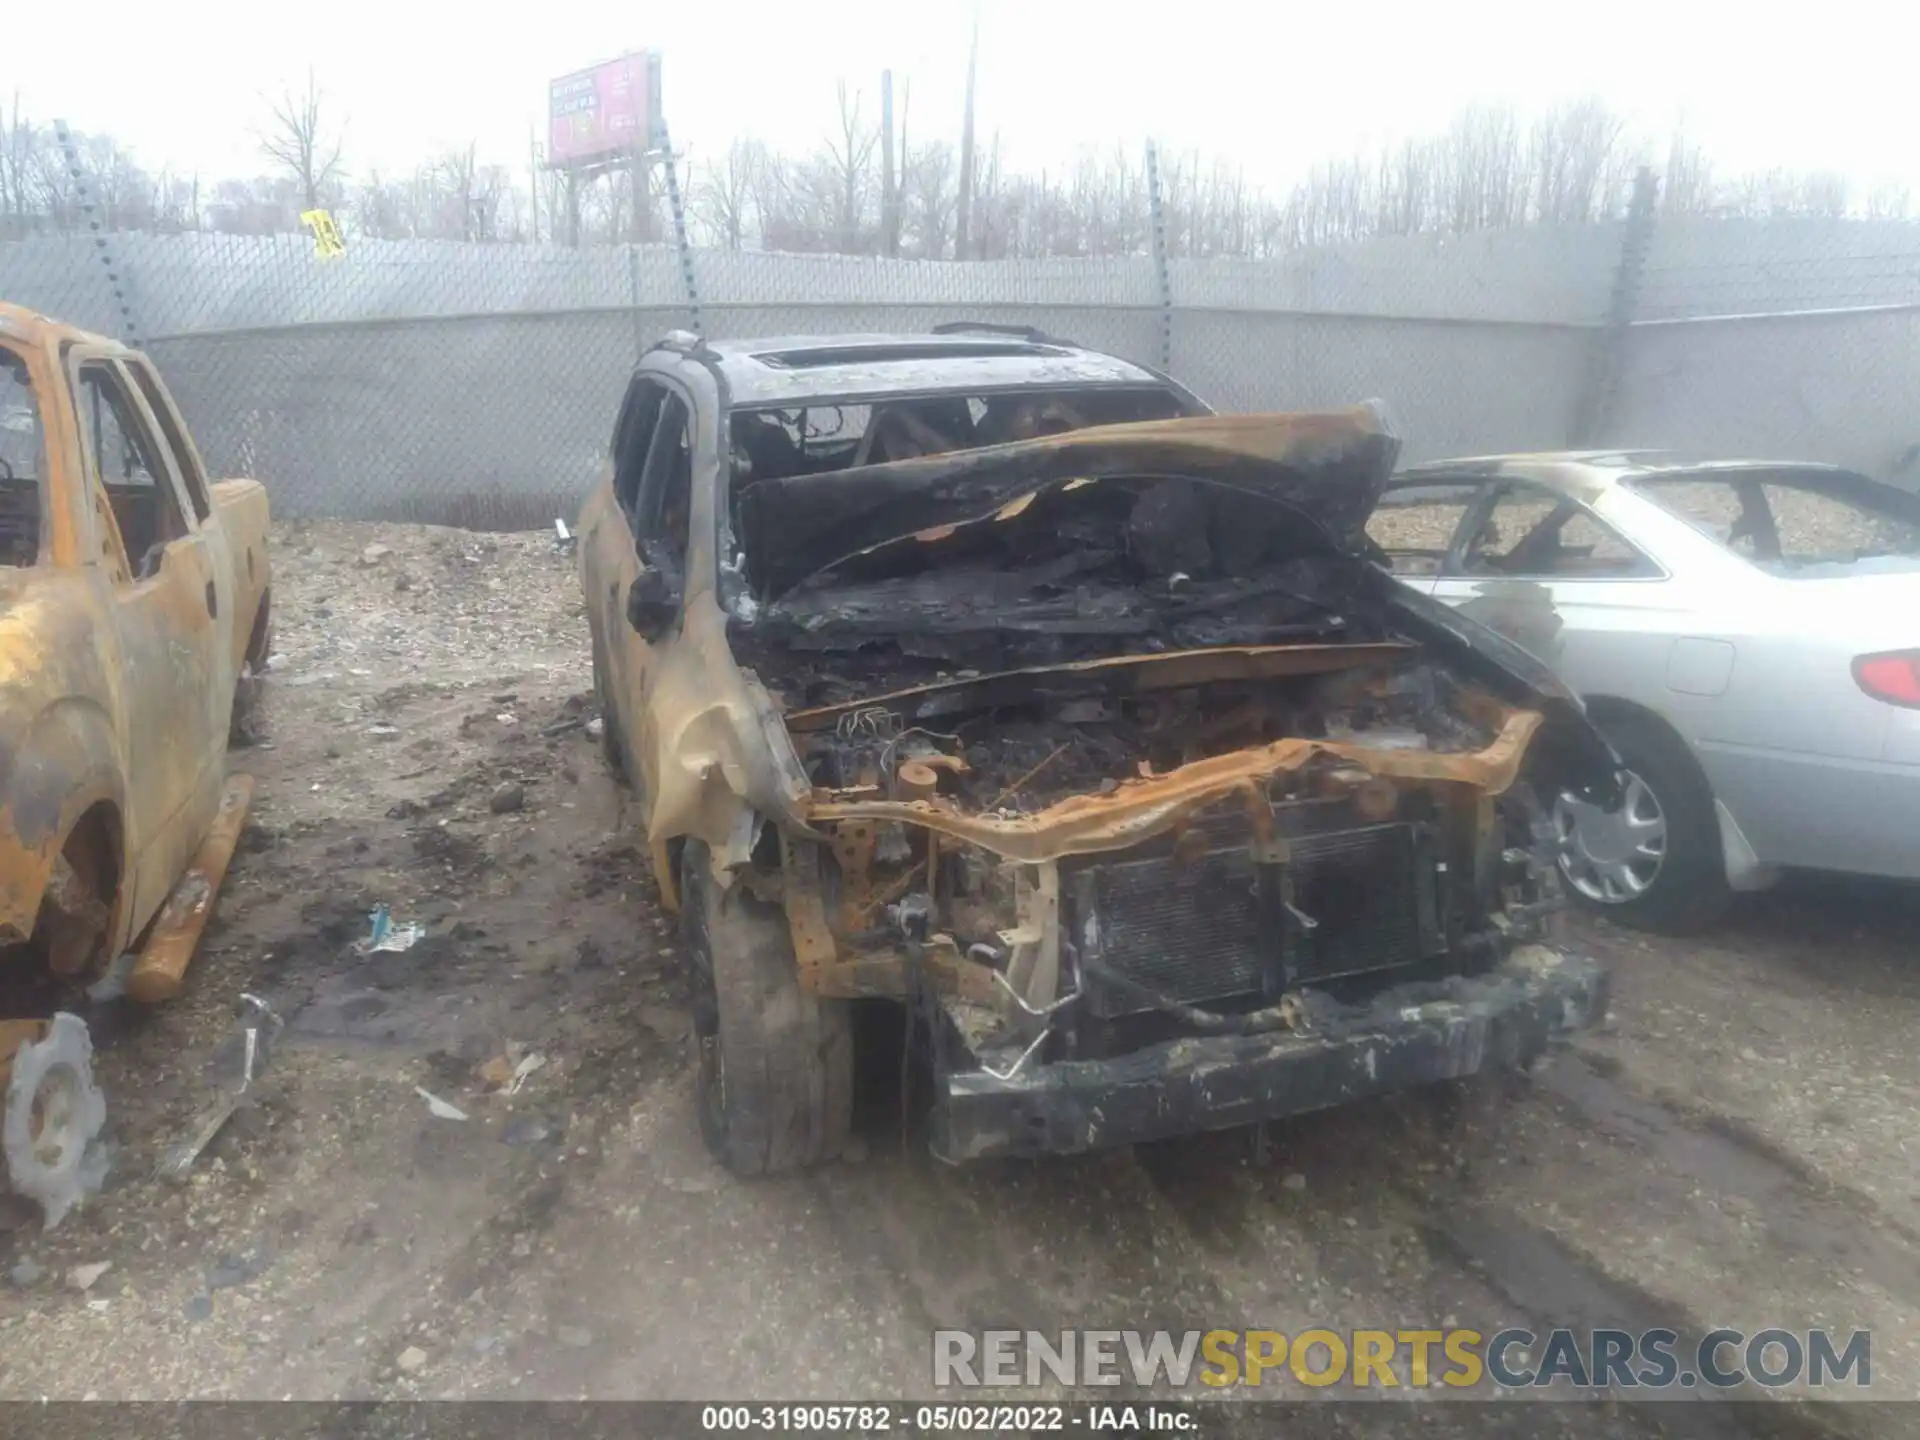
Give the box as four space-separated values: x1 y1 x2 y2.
2 210 1917 528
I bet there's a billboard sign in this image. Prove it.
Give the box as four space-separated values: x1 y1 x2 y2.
548 52 660 166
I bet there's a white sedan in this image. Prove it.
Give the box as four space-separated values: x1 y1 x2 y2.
1369 453 1920 932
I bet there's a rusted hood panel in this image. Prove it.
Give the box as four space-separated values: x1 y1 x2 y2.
742 405 1400 597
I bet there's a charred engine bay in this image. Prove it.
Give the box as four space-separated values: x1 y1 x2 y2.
733 474 1386 709
728 474 1510 810
793 660 1494 815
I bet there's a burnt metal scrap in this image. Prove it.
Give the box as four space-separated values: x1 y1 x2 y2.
3 1014 108 1229
734 407 1402 601
936 946 1608 1161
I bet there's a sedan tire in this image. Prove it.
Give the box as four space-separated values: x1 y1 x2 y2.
1554 711 1730 934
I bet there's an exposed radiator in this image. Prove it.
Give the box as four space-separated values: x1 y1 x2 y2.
1070 820 1442 1018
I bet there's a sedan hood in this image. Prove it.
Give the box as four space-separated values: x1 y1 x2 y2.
738 404 1401 599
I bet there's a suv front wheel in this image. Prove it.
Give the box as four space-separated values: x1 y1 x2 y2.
678 841 853 1175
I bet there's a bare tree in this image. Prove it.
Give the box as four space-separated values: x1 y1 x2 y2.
1865 181 1913 221
1431 105 1524 233
260 69 346 211
356 169 410 239
435 143 505 240
1720 167 1849 219
903 140 957 258
1660 130 1717 217
824 82 879 251
0 93 39 236
1529 98 1624 224
0 80 1897 259
693 138 763 249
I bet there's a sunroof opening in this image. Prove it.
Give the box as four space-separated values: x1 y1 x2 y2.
752 342 1062 368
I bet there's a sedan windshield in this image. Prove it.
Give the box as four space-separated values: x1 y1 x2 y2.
1626 469 1920 577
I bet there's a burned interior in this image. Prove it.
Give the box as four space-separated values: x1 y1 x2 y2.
728 383 1187 485
707 408 1616 1124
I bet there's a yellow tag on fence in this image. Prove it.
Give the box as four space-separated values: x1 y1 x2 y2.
301 209 346 259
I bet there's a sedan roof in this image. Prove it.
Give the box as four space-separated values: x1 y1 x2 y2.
1397 450 1869 504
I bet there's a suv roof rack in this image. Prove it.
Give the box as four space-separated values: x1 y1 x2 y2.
929 320 1076 347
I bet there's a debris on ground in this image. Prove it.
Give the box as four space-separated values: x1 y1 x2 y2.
3 1014 110 1230
206 1247 273 1291
358 905 426 954
396 1346 429 1374
414 1087 470 1122
500 1115 554 1147
503 1052 546 1094
66 1261 111 1292
154 995 284 1184
479 1048 547 1095
488 782 526 814
86 952 139 1003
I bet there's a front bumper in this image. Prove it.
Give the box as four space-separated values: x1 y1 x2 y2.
931 945 1607 1162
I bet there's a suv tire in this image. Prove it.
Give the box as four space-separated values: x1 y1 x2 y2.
589 624 628 783
679 841 853 1175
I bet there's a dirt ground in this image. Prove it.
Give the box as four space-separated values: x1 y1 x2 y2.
0 522 1917 1434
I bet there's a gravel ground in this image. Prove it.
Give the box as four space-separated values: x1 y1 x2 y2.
0 522 1916 1435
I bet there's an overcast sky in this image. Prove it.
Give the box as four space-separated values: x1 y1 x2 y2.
8 0 1918 196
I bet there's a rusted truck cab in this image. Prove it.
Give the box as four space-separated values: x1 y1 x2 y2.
582 329 1618 1175
0 304 269 1007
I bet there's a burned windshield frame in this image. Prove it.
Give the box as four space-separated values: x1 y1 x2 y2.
726 384 1191 490
0 347 45 567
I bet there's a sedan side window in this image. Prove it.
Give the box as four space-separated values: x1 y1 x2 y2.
1367 482 1482 576
1463 484 1658 579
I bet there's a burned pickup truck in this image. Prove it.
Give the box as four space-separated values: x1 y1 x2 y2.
578 329 1618 1173
0 304 269 1222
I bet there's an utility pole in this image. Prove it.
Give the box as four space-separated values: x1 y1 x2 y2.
630 142 653 244
528 127 541 244
955 8 979 261
881 69 898 258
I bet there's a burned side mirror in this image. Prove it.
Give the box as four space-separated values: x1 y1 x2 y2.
626 559 683 643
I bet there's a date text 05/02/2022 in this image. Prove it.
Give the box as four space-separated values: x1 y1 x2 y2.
698 1404 1194 1432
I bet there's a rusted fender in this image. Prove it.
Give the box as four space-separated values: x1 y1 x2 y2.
644 602 815 867
0 585 127 949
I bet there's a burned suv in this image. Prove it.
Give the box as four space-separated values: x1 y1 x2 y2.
577 325 1618 1173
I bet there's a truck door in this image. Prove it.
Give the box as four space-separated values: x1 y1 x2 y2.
70 352 222 923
